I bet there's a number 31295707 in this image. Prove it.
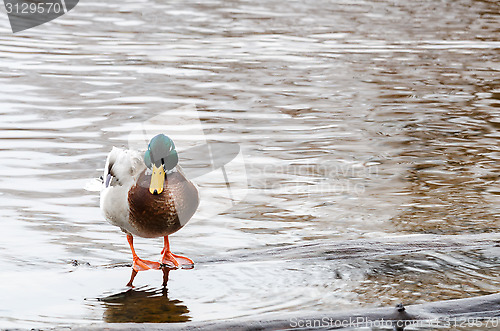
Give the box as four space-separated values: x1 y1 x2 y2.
5 2 63 14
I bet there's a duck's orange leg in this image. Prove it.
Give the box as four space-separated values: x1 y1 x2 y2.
160 236 194 269
127 234 161 273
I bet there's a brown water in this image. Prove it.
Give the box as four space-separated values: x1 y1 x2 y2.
0 0 499 328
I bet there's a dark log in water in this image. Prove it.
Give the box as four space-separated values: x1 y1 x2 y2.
73 291 500 330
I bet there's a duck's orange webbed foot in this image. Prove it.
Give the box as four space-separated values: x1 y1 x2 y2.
161 251 194 269
132 256 161 271
160 236 194 269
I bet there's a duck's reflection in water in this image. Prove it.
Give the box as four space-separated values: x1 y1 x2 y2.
99 269 190 323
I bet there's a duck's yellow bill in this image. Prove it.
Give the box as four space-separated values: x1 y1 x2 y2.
149 164 165 195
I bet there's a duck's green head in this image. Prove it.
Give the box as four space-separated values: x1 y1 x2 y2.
144 134 178 195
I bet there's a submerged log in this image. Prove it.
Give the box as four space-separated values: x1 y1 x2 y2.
74 292 500 330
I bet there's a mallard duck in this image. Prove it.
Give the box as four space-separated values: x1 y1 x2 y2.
100 134 199 285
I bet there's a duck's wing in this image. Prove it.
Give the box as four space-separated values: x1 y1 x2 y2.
85 147 142 192
103 147 146 188
100 147 147 233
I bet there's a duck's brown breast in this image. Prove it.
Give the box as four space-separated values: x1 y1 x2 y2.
128 171 199 238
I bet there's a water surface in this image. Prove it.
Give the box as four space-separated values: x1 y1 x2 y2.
0 0 499 328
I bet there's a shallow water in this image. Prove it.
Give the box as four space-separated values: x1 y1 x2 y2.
0 0 499 328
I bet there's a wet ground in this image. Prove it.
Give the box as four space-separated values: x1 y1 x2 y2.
0 0 499 329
